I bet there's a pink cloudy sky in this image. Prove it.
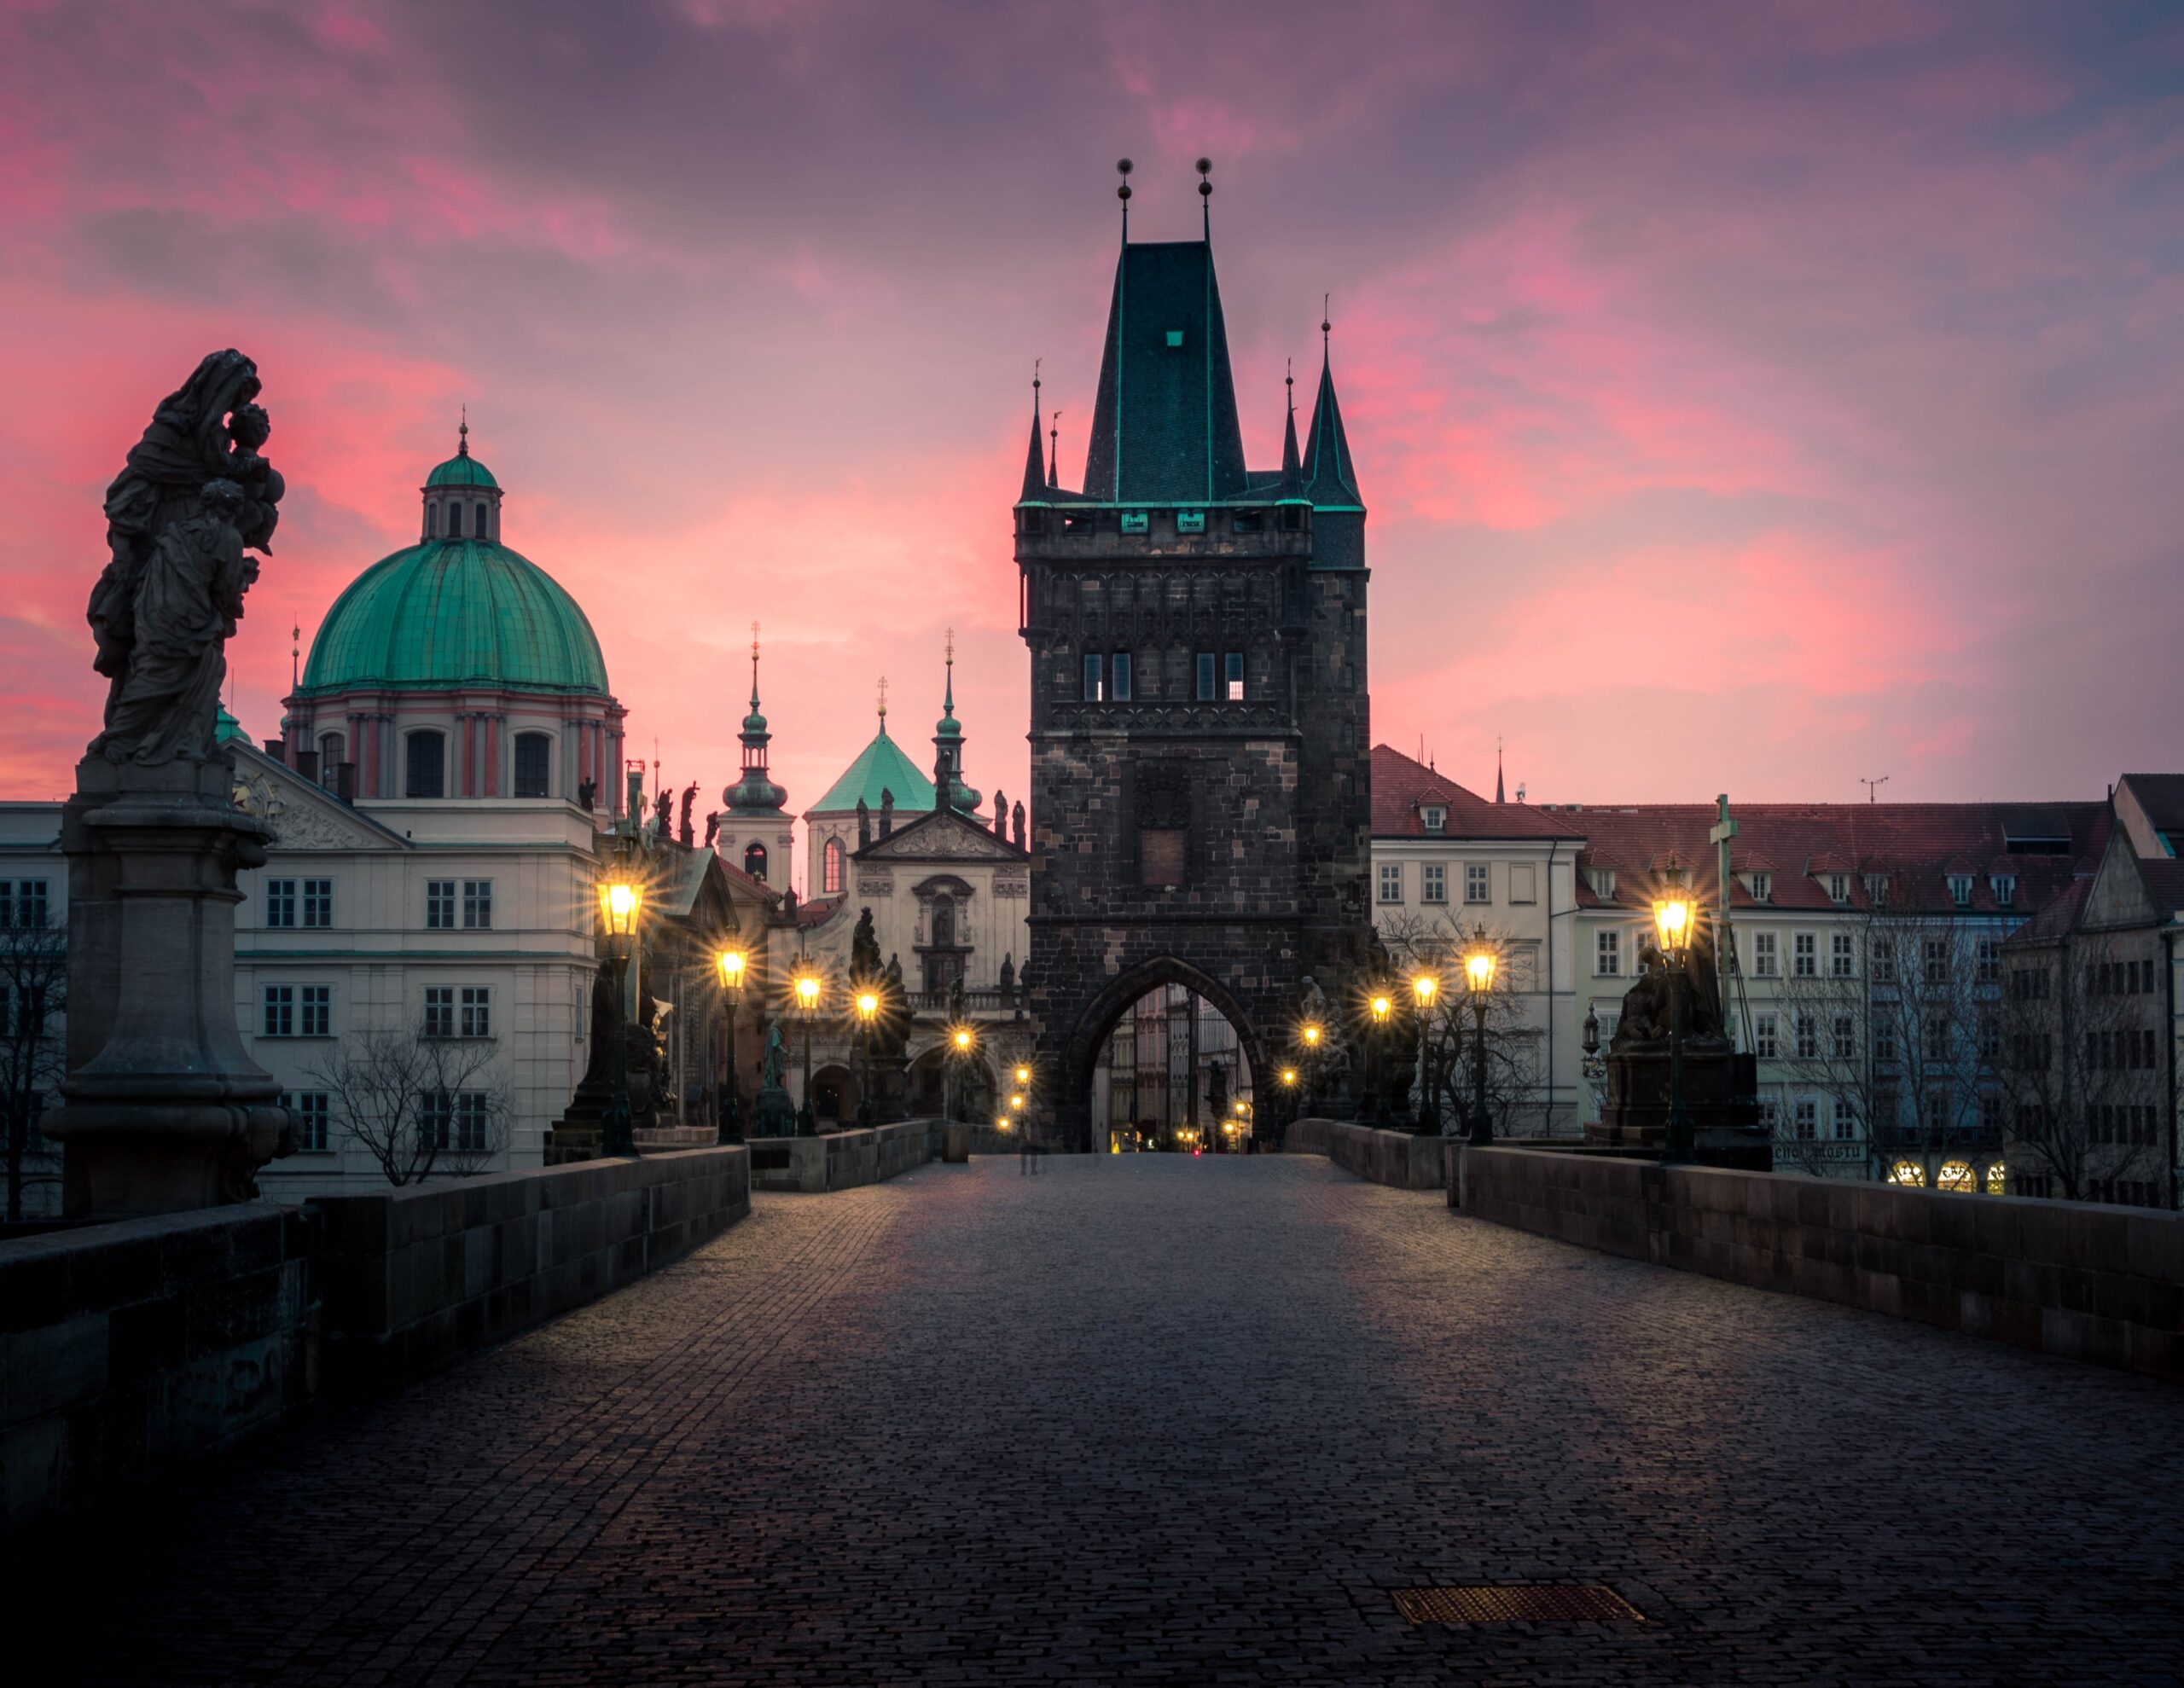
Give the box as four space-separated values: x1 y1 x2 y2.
3 1 2181 861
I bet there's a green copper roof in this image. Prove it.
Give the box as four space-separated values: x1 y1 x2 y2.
298 537 608 697
810 722 934 818
215 704 247 743
426 453 498 490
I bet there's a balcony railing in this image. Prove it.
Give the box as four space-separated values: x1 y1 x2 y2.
903 988 1021 1015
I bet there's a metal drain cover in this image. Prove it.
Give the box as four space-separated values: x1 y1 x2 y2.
1392 1585 1643 1624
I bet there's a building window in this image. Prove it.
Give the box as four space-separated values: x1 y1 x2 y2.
1795 1014 1818 1060
462 880 492 930
421 1090 491 1154
1749 872 1771 902
265 879 297 929
1465 864 1490 905
1867 874 1890 908
1873 1020 1897 1064
1830 931 1854 977
1793 1099 1817 1140
1422 863 1447 905
1140 827 1186 888
1991 875 2015 908
475 501 489 538
1981 1093 2002 1137
514 732 551 798
1827 873 1849 904
1753 1012 1777 1059
426 503 438 538
823 837 845 896
1921 1089 1947 1133
1595 931 1621 977
1112 652 1133 701
1195 653 1215 701
301 879 333 928
1792 932 1816 977
1832 1016 1855 1060
1975 938 1997 983
1924 1018 1949 1061
1752 931 1778 977
424 987 455 1038
1422 805 1446 835
282 1091 332 1153
262 985 294 1037
744 842 768 882
460 986 492 1038
1922 937 1948 986
1833 1099 1856 1140
1224 652 1245 701
1872 937 1896 983
1082 653 1104 702
405 730 445 799
1948 874 1972 908
1378 863 1403 905
317 733 346 780
426 880 455 930
299 985 330 1038
1977 1009 1998 1064
447 501 463 539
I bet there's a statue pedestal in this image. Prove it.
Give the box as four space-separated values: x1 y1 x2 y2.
749 1083 799 1138
1594 1042 1772 1171
43 757 293 1217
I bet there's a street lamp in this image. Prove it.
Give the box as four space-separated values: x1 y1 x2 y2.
853 987 880 1127
949 1024 975 1122
1462 938 1496 1146
793 966 822 1134
1369 991 1393 1125
714 946 746 1146
1653 893 1698 1163
1410 972 1440 1134
1298 1021 1323 1112
596 871 645 1157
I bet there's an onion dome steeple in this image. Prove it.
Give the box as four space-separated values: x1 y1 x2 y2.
723 624 787 814
932 629 983 813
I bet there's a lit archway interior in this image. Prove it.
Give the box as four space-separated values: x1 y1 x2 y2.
1090 983 1255 1152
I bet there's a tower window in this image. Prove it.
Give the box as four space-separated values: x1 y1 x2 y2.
1176 511 1205 534
317 733 346 783
1082 653 1104 702
405 730 445 798
744 842 768 883
1224 653 1245 701
475 502 489 540
513 732 550 798
1120 512 1148 534
425 503 438 538
1195 653 1215 701
823 837 844 896
1112 652 1132 701
447 501 463 539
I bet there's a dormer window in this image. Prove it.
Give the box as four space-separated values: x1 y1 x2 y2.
1990 874 2016 908
1176 510 1205 534
1422 805 1446 835
1589 867 1617 899
1866 873 1890 908
1948 874 1972 908
1827 873 1849 905
1748 872 1771 902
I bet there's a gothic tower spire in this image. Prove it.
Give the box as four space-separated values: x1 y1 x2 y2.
723 621 787 814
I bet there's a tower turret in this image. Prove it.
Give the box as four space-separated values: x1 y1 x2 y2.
723 626 787 815
932 629 982 813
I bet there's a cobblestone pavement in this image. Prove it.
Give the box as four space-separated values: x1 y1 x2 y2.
45 1155 2184 1685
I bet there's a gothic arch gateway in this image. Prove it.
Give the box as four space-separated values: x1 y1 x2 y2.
1018 189 1373 1152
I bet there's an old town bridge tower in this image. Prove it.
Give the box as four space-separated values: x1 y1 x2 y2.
1016 165 1372 1151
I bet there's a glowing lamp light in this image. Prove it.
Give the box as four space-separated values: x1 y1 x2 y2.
1009 1093 1025 1111
1465 949 1496 993
1234 1099 1246 1116
1370 993 1391 1022
1411 973 1438 1008
1301 1023 1322 1048
1281 1068 1298 1087
1014 1064 1031 1085
716 948 746 990
598 878 642 939
855 989 880 1022
1653 895 1694 957
793 972 822 1012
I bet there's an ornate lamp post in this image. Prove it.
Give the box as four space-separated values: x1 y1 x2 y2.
1298 1021 1323 1111
949 1024 975 1122
1368 991 1393 1124
715 946 746 1145
1409 972 1440 1134
1653 893 1698 1163
792 966 822 1134
1462 939 1496 1146
853 988 880 1127
596 870 646 1157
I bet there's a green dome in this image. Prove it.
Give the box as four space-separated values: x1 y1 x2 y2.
426 451 499 490
299 537 609 697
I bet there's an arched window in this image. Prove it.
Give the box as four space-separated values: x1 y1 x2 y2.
931 893 956 948
317 732 346 785
425 503 438 538
446 500 463 539
404 729 445 798
743 841 768 882
822 836 844 896
513 732 551 798
475 501 489 540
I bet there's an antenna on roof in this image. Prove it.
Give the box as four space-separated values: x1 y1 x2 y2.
1322 293 1332 348
1197 156 1212 240
1861 774 1890 803
1115 158 1132 242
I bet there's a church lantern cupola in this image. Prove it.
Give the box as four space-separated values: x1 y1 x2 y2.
421 415 503 544
723 625 787 815
932 629 982 814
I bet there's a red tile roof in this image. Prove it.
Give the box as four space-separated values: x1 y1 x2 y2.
1370 746 1584 840
2120 774 2184 832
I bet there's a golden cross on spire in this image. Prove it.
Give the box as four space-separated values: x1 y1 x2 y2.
945 626 955 666
750 619 760 662
877 675 888 719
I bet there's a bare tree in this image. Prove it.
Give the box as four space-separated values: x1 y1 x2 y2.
0 910 66 1221
306 1030 512 1186
1995 932 2174 1204
1380 913 1548 1134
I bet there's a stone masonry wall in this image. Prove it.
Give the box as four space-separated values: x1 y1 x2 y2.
312 1146 748 1389
1283 1117 1448 1191
1 1204 316 1528
1456 1146 2184 1381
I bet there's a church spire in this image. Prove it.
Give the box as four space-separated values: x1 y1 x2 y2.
1300 299 1362 510
1496 740 1506 804
1278 357 1304 500
723 621 787 815
1019 363 1048 503
932 628 982 814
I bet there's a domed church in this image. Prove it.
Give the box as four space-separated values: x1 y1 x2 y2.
281 424 627 814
